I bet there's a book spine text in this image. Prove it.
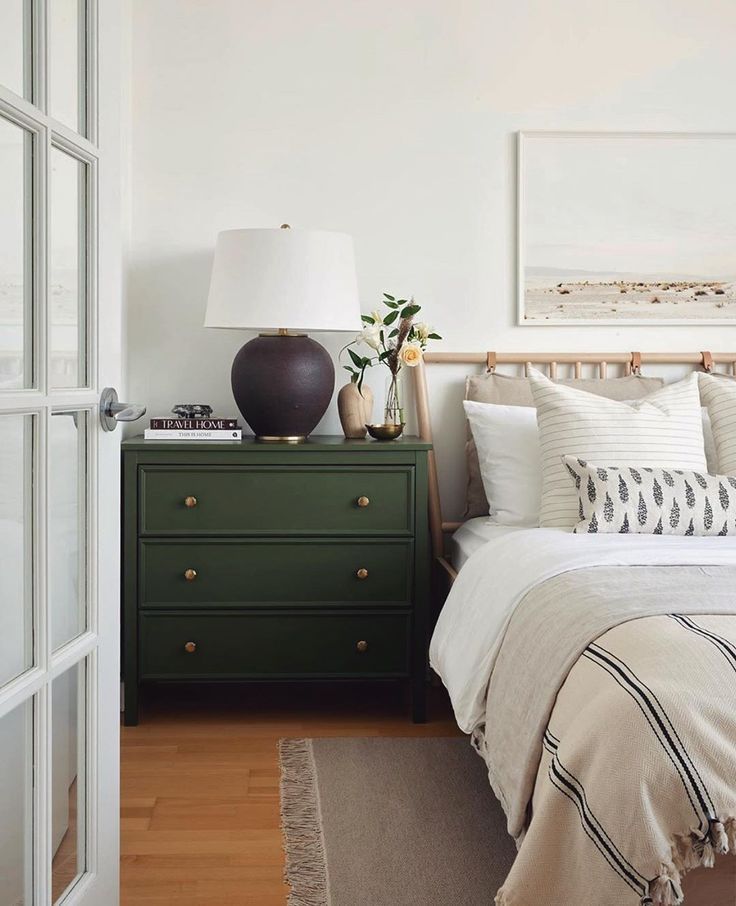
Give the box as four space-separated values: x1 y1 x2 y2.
144 429 242 440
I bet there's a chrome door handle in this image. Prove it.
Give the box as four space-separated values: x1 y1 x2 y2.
100 387 147 432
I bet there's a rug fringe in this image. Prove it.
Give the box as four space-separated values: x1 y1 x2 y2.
279 738 330 906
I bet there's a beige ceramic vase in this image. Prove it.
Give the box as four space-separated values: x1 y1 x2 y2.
337 382 374 439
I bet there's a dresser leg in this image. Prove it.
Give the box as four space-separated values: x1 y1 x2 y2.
411 679 427 723
123 682 139 727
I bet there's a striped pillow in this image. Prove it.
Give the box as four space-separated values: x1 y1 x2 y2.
698 372 736 474
528 369 707 529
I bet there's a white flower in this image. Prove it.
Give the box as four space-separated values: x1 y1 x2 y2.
414 322 432 341
357 325 381 351
399 342 423 367
370 309 384 325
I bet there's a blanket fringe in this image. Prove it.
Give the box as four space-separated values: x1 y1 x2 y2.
279 738 329 906
497 817 736 906
644 817 736 906
644 867 683 906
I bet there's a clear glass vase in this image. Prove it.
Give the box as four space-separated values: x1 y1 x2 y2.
383 370 405 426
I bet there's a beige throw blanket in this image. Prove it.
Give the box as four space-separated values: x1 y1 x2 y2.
476 565 736 906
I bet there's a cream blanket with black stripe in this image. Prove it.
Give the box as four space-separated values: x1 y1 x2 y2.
478 565 736 906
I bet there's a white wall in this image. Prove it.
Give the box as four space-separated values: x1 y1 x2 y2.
126 0 736 519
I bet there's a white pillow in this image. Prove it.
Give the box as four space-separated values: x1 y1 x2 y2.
463 401 541 525
529 369 707 529
463 399 716 528
698 372 736 473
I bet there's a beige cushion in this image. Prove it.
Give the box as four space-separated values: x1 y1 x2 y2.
463 372 664 518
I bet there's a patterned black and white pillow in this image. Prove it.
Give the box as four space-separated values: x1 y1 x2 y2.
563 455 736 536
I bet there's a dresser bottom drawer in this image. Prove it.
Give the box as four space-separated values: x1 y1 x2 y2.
139 611 410 679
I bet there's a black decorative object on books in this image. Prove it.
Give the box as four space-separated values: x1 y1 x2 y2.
172 404 213 418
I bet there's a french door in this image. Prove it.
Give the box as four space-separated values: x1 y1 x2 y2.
0 1 122 904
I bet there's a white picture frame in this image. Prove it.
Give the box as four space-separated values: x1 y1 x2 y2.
517 131 736 325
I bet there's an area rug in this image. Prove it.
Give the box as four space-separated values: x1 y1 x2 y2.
279 737 517 906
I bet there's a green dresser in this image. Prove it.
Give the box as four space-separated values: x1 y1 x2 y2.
122 436 432 724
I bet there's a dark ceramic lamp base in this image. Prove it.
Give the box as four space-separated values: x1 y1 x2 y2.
231 334 335 441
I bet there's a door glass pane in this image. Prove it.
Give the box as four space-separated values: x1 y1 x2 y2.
0 115 32 390
50 411 87 651
0 0 30 98
50 148 86 388
0 698 34 904
52 661 86 903
0 413 34 688
49 0 85 134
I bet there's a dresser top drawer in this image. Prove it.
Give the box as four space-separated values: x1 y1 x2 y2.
138 465 414 536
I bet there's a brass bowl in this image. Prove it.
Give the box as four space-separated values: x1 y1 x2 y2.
366 423 405 441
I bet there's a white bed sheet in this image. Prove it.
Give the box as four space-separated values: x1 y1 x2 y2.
449 519 525 571
431 527 736 732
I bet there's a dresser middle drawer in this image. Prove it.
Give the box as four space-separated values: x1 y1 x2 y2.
139 539 413 608
139 466 413 536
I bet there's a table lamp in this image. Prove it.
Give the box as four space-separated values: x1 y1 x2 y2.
204 225 361 441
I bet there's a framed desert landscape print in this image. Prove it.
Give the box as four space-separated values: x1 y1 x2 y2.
518 131 736 325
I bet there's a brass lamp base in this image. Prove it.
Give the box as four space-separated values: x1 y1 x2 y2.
256 435 307 444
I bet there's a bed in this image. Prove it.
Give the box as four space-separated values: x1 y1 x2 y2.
414 351 736 906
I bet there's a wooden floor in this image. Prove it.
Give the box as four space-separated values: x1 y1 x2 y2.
120 683 461 905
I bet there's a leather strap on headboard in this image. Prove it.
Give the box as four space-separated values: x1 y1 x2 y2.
701 350 714 373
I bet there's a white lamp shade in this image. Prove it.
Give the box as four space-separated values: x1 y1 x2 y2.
204 228 361 333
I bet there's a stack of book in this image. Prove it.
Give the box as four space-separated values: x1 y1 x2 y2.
144 416 242 441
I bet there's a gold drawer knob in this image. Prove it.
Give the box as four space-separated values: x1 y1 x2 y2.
356 568 369 580
184 641 197 654
184 568 197 581
184 495 197 508
357 496 370 508
356 640 368 653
